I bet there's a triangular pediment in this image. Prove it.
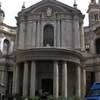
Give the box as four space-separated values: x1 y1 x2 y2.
19 0 82 16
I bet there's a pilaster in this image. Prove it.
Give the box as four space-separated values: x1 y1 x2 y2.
95 66 100 82
95 71 100 82
12 64 20 94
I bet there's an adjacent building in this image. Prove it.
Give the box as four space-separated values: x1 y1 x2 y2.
84 0 100 93
0 3 16 98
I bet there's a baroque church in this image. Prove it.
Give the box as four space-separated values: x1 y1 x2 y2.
0 0 100 99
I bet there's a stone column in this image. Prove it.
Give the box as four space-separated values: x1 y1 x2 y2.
1 66 5 86
12 65 16 94
30 61 36 97
62 61 67 97
76 65 81 97
23 62 29 96
82 68 86 96
12 64 20 94
53 61 59 98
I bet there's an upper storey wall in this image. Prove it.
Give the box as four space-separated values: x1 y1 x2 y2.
16 0 84 50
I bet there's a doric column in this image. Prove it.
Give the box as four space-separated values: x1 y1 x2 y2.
1 66 5 86
12 64 19 94
30 61 36 97
62 61 67 97
53 61 59 98
76 65 81 97
82 68 86 96
12 65 16 94
23 62 29 96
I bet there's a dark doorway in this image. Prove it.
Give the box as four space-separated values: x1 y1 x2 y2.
86 71 95 95
42 79 53 95
7 71 13 95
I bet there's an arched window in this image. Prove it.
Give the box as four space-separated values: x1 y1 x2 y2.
95 38 100 54
3 39 10 55
43 25 54 46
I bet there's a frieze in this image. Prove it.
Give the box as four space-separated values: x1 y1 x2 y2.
16 48 82 64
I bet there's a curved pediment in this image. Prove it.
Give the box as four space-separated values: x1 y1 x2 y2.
19 0 82 16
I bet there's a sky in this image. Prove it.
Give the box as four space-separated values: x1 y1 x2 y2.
0 0 96 27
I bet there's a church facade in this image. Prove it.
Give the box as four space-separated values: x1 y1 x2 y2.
1 0 100 98
13 0 85 97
